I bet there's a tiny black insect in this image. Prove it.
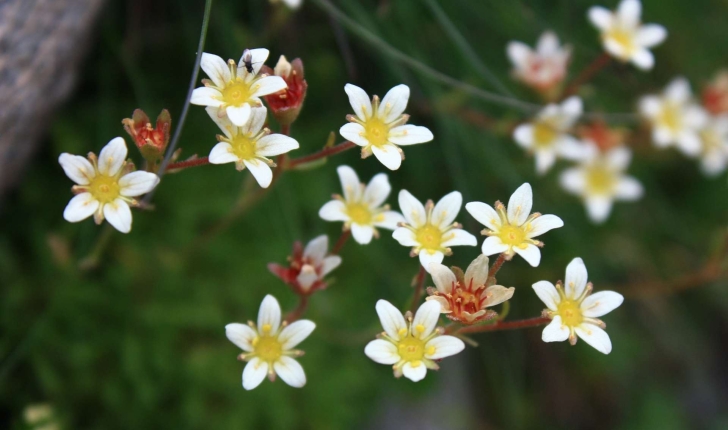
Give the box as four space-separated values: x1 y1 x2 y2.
241 49 257 74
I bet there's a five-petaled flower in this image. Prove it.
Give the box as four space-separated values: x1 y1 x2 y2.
364 300 464 382
393 190 477 269
426 255 515 324
560 143 643 223
121 108 171 165
697 115 728 176
59 137 160 233
207 106 299 188
639 77 708 156
513 96 586 174
339 84 433 170
465 183 563 267
191 48 287 126
226 295 315 390
588 0 667 70
533 257 623 354
318 165 404 244
506 31 571 97
260 55 308 127
268 235 342 295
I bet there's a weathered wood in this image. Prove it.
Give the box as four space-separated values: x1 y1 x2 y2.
0 0 104 198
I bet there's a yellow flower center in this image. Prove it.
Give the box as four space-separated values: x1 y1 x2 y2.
556 299 583 327
585 164 617 196
397 336 426 362
88 175 121 204
533 121 558 148
253 335 283 363
230 134 258 160
497 224 527 247
346 202 372 225
606 28 636 57
222 81 254 107
363 117 391 148
657 103 683 133
415 224 443 251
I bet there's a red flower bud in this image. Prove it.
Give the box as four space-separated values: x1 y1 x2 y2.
261 56 308 128
268 236 341 296
703 71 728 115
122 109 172 166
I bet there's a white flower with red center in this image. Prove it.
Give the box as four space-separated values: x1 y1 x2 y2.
588 0 667 70
206 106 299 188
533 258 623 354
268 235 342 295
697 115 728 176
226 295 315 390
465 183 563 267
560 143 643 223
393 190 477 269
59 137 160 233
506 31 571 94
364 300 464 382
513 96 586 174
639 78 708 156
191 48 287 126
339 84 433 170
318 165 405 245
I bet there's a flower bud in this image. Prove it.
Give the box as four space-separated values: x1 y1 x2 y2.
268 236 341 296
703 70 728 115
122 109 172 167
261 56 308 128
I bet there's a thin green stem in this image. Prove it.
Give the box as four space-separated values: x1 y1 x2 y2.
78 224 114 271
409 266 427 313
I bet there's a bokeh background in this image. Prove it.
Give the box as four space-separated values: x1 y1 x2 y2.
2 0 728 428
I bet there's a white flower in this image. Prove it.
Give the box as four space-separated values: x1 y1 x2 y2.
206 106 299 187
560 143 643 223
318 165 404 244
339 84 433 170
698 115 728 176
533 257 623 354
191 49 287 126
226 295 315 390
393 190 477 269
59 137 159 234
588 0 667 70
506 31 571 93
296 235 342 292
364 300 465 382
513 96 587 174
465 183 563 267
271 0 302 9
639 78 708 156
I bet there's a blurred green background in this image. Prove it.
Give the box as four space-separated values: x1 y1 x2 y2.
2 0 728 428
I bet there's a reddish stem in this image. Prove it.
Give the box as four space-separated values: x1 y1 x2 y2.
455 317 551 334
284 295 309 323
332 230 351 255
409 266 427 313
166 156 210 170
287 141 357 168
562 52 611 98
281 124 291 136
489 253 508 279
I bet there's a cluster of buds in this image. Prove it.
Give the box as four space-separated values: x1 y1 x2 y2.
703 70 728 115
122 109 171 168
268 235 341 296
261 56 308 128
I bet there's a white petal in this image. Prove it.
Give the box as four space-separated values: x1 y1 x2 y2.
527 214 564 238
676 132 702 157
587 7 613 31
431 191 462 229
564 257 588 299
424 335 465 359
225 323 257 352
617 0 641 28
337 165 362 202
242 358 268 390
303 235 328 263
513 124 534 148
351 223 374 245
398 189 426 228
506 42 532 67
250 75 287 97
615 176 643 200
536 31 560 55
606 147 632 170
321 255 342 277
575 323 612 354
344 83 373 121
429 263 456 294
375 300 407 341
402 361 427 382
278 320 316 350
440 229 477 247
481 236 509 256
319 200 348 222
209 142 239 164
585 196 613 224
481 285 515 307
464 254 490 288
561 96 583 119
392 227 418 246
364 339 400 364
630 49 654 71
98 137 127 176
507 183 533 226
273 356 306 388
373 211 405 230
58 153 95 185
636 24 667 47
190 87 223 107
560 167 587 195
118 171 160 197
282 0 302 8
412 300 441 339
378 84 410 123
243 106 268 135
419 250 445 269
665 77 691 104
542 316 570 342
581 291 624 318
371 144 403 170
297 267 318 291
257 295 281 334
103 199 132 233
364 173 391 208
241 48 270 75
556 137 587 160
256 134 299 157
513 243 541 267
226 104 252 127
639 95 662 118
243 159 273 188
388 125 433 145
532 280 560 311
200 53 231 87
340 122 369 147
63 193 99 223
535 149 557 175
205 106 235 138
465 201 501 231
